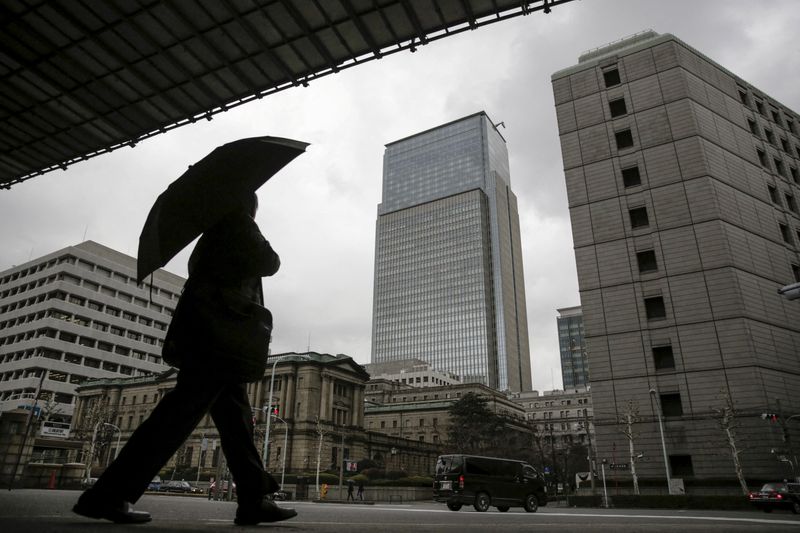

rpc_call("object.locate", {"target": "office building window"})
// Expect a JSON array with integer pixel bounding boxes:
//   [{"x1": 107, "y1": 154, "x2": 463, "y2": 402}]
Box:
[
  {"x1": 737, "y1": 88, "x2": 749, "y2": 106},
  {"x1": 603, "y1": 68, "x2": 621, "y2": 88},
  {"x1": 669, "y1": 455, "x2": 694, "y2": 476},
  {"x1": 787, "y1": 118, "x2": 796, "y2": 134},
  {"x1": 660, "y1": 393, "x2": 683, "y2": 417},
  {"x1": 644, "y1": 296, "x2": 666, "y2": 320},
  {"x1": 755, "y1": 99, "x2": 765, "y2": 115},
  {"x1": 765, "y1": 129, "x2": 775, "y2": 145},
  {"x1": 621, "y1": 166, "x2": 641, "y2": 187},
  {"x1": 636, "y1": 250, "x2": 658, "y2": 273},
  {"x1": 768, "y1": 185, "x2": 780, "y2": 205},
  {"x1": 609, "y1": 98, "x2": 627, "y2": 117},
  {"x1": 779, "y1": 223, "x2": 792, "y2": 244},
  {"x1": 629, "y1": 207, "x2": 649, "y2": 228},
  {"x1": 781, "y1": 138, "x2": 790, "y2": 152},
  {"x1": 615, "y1": 129, "x2": 634, "y2": 149},
  {"x1": 775, "y1": 159, "x2": 786, "y2": 177},
  {"x1": 792, "y1": 264, "x2": 800, "y2": 283},
  {"x1": 771, "y1": 109, "x2": 780, "y2": 124},
  {"x1": 757, "y1": 149, "x2": 769, "y2": 168},
  {"x1": 747, "y1": 119, "x2": 759, "y2": 136},
  {"x1": 653, "y1": 345, "x2": 675, "y2": 370},
  {"x1": 786, "y1": 194, "x2": 798, "y2": 214}
]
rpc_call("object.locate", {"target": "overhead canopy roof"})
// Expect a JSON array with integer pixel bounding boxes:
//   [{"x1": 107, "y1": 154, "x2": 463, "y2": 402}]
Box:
[{"x1": 0, "y1": 0, "x2": 573, "y2": 189}]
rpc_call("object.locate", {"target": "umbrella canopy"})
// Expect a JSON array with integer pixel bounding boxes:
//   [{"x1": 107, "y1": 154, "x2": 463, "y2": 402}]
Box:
[{"x1": 136, "y1": 136, "x2": 308, "y2": 283}]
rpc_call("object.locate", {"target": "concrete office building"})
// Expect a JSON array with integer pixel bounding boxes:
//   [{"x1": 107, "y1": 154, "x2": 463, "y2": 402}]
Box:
[
  {"x1": 363, "y1": 358, "x2": 462, "y2": 388},
  {"x1": 371, "y1": 112, "x2": 532, "y2": 392},
  {"x1": 553, "y1": 31, "x2": 800, "y2": 486},
  {"x1": 0, "y1": 241, "x2": 181, "y2": 426},
  {"x1": 557, "y1": 306, "x2": 589, "y2": 388}
]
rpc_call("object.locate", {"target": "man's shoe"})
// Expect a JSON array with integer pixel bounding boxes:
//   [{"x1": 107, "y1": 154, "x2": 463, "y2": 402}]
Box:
[
  {"x1": 73, "y1": 492, "x2": 151, "y2": 524},
  {"x1": 234, "y1": 497, "x2": 297, "y2": 526}
]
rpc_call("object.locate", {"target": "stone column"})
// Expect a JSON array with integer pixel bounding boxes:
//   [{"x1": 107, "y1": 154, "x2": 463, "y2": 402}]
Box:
[
  {"x1": 285, "y1": 374, "x2": 296, "y2": 419},
  {"x1": 319, "y1": 375, "x2": 329, "y2": 423}
]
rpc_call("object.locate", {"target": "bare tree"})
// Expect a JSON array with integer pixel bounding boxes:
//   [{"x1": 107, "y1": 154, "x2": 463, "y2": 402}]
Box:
[
  {"x1": 617, "y1": 400, "x2": 641, "y2": 495},
  {"x1": 72, "y1": 396, "x2": 117, "y2": 471},
  {"x1": 712, "y1": 388, "x2": 749, "y2": 496}
]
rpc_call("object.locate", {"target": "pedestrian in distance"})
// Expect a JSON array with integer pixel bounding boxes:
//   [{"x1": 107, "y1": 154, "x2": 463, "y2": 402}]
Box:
[
  {"x1": 347, "y1": 480, "x2": 355, "y2": 501},
  {"x1": 357, "y1": 480, "x2": 364, "y2": 501},
  {"x1": 73, "y1": 194, "x2": 296, "y2": 525}
]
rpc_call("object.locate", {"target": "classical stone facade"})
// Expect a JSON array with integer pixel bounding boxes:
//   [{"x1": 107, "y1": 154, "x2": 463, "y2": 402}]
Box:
[
  {"x1": 363, "y1": 358, "x2": 462, "y2": 388},
  {"x1": 553, "y1": 31, "x2": 800, "y2": 485},
  {"x1": 364, "y1": 381, "x2": 527, "y2": 444},
  {"x1": 72, "y1": 352, "x2": 441, "y2": 479},
  {"x1": 510, "y1": 387, "x2": 594, "y2": 450}
]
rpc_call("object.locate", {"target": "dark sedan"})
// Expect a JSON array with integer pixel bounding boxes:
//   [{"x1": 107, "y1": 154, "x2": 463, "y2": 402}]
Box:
[{"x1": 748, "y1": 482, "x2": 800, "y2": 513}]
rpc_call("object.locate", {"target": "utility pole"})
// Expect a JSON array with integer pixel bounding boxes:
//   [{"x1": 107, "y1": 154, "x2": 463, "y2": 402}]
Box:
[{"x1": 8, "y1": 372, "x2": 45, "y2": 490}]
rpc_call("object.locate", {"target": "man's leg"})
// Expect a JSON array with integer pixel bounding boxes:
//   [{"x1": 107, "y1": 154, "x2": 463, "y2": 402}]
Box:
[
  {"x1": 76, "y1": 371, "x2": 222, "y2": 520},
  {"x1": 209, "y1": 383, "x2": 296, "y2": 525}
]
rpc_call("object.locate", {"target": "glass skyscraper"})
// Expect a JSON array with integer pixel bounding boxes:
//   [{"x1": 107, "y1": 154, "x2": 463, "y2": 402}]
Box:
[
  {"x1": 371, "y1": 112, "x2": 531, "y2": 392},
  {"x1": 557, "y1": 306, "x2": 588, "y2": 388}
]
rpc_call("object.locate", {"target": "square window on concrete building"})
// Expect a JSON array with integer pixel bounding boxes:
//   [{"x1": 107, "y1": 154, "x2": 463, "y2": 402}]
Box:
[
  {"x1": 775, "y1": 158, "x2": 786, "y2": 177},
  {"x1": 644, "y1": 296, "x2": 666, "y2": 320},
  {"x1": 792, "y1": 264, "x2": 800, "y2": 283},
  {"x1": 779, "y1": 223, "x2": 793, "y2": 244},
  {"x1": 768, "y1": 185, "x2": 780, "y2": 205},
  {"x1": 771, "y1": 109, "x2": 780, "y2": 124},
  {"x1": 622, "y1": 166, "x2": 641, "y2": 187},
  {"x1": 786, "y1": 194, "x2": 798, "y2": 214},
  {"x1": 755, "y1": 99, "x2": 766, "y2": 115},
  {"x1": 609, "y1": 98, "x2": 627, "y2": 117},
  {"x1": 660, "y1": 393, "x2": 683, "y2": 416},
  {"x1": 757, "y1": 149, "x2": 769, "y2": 168},
  {"x1": 738, "y1": 88, "x2": 749, "y2": 106},
  {"x1": 653, "y1": 345, "x2": 675, "y2": 370},
  {"x1": 787, "y1": 118, "x2": 796, "y2": 134},
  {"x1": 747, "y1": 119, "x2": 759, "y2": 136},
  {"x1": 637, "y1": 250, "x2": 658, "y2": 273},
  {"x1": 629, "y1": 207, "x2": 649, "y2": 228},
  {"x1": 669, "y1": 455, "x2": 694, "y2": 476},
  {"x1": 781, "y1": 138, "x2": 790, "y2": 152},
  {"x1": 765, "y1": 129, "x2": 776, "y2": 144},
  {"x1": 615, "y1": 129, "x2": 634, "y2": 149},
  {"x1": 603, "y1": 68, "x2": 621, "y2": 88}
]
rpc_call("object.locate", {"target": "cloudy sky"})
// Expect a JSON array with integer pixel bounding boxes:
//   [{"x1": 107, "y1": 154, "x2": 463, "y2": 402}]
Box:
[{"x1": 1, "y1": 0, "x2": 799, "y2": 392}]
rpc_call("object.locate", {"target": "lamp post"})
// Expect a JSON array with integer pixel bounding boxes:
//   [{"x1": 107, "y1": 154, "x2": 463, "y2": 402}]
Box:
[
  {"x1": 649, "y1": 388, "x2": 672, "y2": 495},
  {"x1": 270, "y1": 414, "x2": 289, "y2": 488},
  {"x1": 263, "y1": 354, "x2": 311, "y2": 468}
]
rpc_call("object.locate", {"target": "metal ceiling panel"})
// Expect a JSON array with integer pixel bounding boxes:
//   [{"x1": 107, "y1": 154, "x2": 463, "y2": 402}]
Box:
[{"x1": 0, "y1": 0, "x2": 574, "y2": 188}]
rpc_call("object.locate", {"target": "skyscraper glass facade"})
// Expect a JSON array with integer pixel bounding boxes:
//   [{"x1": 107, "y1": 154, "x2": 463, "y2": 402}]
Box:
[
  {"x1": 372, "y1": 112, "x2": 531, "y2": 391},
  {"x1": 557, "y1": 306, "x2": 588, "y2": 388}
]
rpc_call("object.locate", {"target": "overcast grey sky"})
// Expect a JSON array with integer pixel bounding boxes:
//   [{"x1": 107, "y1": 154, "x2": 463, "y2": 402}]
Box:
[{"x1": 1, "y1": 0, "x2": 799, "y2": 392}]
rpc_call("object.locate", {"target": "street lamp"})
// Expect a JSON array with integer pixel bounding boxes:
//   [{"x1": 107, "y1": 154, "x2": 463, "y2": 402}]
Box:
[
  {"x1": 649, "y1": 388, "x2": 672, "y2": 495},
  {"x1": 263, "y1": 353, "x2": 311, "y2": 467},
  {"x1": 270, "y1": 413, "x2": 290, "y2": 489}
]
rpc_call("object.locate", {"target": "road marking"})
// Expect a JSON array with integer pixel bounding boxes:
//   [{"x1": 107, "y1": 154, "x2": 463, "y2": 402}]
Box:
[{"x1": 318, "y1": 506, "x2": 800, "y2": 527}]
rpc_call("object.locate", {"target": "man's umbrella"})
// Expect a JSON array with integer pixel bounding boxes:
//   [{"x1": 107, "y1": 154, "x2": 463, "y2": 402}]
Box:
[{"x1": 136, "y1": 136, "x2": 308, "y2": 283}]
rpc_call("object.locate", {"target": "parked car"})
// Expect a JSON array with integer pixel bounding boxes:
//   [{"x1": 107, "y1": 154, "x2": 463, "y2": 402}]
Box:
[
  {"x1": 433, "y1": 454, "x2": 547, "y2": 512},
  {"x1": 159, "y1": 480, "x2": 194, "y2": 493},
  {"x1": 749, "y1": 482, "x2": 800, "y2": 513},
  {"x1": 81, "y1": 477, "x2": 97, "y2": 489},
  {"x1": 147, "y1": 476, "x2": 161, "y2": 491}
]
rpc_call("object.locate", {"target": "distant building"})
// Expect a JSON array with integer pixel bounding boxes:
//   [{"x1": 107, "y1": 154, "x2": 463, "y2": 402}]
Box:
[
  {"x1": 553, "y1": 30, "x2": 800, "y2": 485},
  {"x1": 72, "y1": 352, "x2": 440, "y2": 477},
  {"x1": 371, "y1": 112, "x2": 532, "y2": 392},
  {"x1": 509, "y1": 387, "x2": 594, "y2": 450},
  {"x1": 0, "y1": 241, "x2": 181, "y2": 427},
  {"x1": 557, "y1": 306, "x2": 589, "y2": 388},
  {"x1": 364, "y1": 381, "x2": 528, "y2": 445},
  {"x1": 363, "y1": 358, "x2": 462, "y2": 388}
]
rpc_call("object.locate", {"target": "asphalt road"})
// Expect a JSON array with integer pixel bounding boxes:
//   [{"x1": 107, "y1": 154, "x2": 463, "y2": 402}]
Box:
[{"x1": 1, "y1": 490, "x2": 799, "y2": 532}]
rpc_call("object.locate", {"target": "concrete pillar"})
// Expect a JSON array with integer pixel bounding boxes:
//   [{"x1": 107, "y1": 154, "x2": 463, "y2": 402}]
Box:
[{"x1": 285, "y1": 374, "x2": 296, "y2": 419}]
